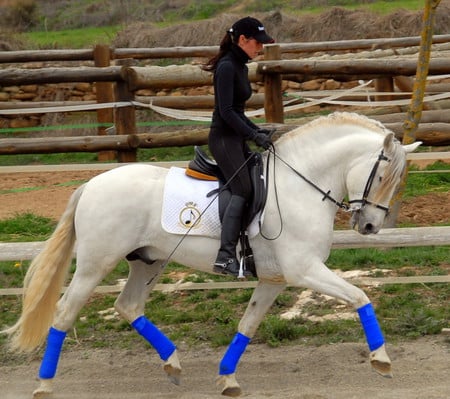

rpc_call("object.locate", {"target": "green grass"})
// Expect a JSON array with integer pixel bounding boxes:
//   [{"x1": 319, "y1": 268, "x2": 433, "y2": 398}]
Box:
[
  {"x1": 22, "y1": 26, "x2": 121, "y2": 49},
  {"x1": 292, "y1": 0, "x2": 423, "y2": 14},
  {"x1": 15, "y1": 1, "x2": 425, "y2": 49},
  {"x1": 404, "y1": 162, "x2": 450, "y2": 197}
]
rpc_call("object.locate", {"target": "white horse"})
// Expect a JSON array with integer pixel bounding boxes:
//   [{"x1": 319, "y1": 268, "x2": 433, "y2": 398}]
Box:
[{"x1": 4, "y1": 112, "x2": 420, "y2": 397}]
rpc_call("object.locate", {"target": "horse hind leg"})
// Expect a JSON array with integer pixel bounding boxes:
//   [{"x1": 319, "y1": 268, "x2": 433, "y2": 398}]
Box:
[
  {"x1": 114, "y1": 257, "x2": 181, "y2": 386},
  {"x1": 286, "y1": 260, "x2": 392, "y2": 378},
  {"x1": 33, "y1": 256, "x2": 119, "y2": 398}
]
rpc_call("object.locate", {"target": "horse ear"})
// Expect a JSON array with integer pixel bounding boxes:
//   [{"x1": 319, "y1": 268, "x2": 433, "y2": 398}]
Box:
[
  {"x1": 383, "y1": 132, "x2": 396, "y2": 155},
  {"x1": 403, "y1": 141, "x2": 422, "y2": 153}
]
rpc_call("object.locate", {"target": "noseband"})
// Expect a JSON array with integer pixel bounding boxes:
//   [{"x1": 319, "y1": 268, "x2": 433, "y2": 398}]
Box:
[{"x1": 348, "y1": 150, "x2": 390, "y2": 213}]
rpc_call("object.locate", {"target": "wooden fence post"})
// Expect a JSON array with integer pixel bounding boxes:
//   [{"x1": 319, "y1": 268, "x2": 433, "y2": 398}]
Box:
[
  {"x1": 115, "y1": 58, "x2": 138, "y2": 162},
  {"x1": 263, "y1": 44, "x2": 284, "y2": 123},
  {"x1": 374, "y1": 77, "x2": 394, "y2": 101},
  {"x1": 94, "y1": 44, "x2": 116, "y2": 161},
  {"x1": 384, "y1": 0, "x2": 441, "y2": 227}
]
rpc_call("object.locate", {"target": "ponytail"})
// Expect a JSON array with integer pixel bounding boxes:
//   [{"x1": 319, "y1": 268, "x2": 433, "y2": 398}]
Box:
[{"x1": 201, "y1": 30, "x2": 236, "y2": 72}]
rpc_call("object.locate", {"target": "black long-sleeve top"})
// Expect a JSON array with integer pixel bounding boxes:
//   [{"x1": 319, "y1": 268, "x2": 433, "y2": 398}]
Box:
[{"x1": 210, "y1": 44, "x2": 258, "y2": 140}]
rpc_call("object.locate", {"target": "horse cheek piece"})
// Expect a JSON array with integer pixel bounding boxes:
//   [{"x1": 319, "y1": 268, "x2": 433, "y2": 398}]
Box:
[{"x1": 131, "y1": 315, "x2": 176, "y2": 361}]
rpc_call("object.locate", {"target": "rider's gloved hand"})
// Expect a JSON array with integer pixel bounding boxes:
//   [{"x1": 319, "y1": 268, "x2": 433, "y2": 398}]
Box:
[
  {"x1": 253, "y1": 132, "x2": 272, "y2": 150},
  {"x1": 257, "y1": 128, "x2": 272, "y2": 136}
]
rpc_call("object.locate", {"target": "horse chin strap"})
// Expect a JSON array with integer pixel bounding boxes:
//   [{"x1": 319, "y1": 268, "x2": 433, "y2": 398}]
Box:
[{"x1": 348, "y1": 150, "x2": 391, "y2": 214}]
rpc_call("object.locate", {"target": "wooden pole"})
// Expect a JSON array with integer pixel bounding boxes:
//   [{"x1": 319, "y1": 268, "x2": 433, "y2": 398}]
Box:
[
  {"x1": 263, "y1": 44, "x2": 284, "y2": 123},
  {"x1": 374, "y1": 77, "x2": 394, "y2": 102},
  {"x1": 114, "y1": 59, "x2": 138, "y2": 162},
  {"x1": 94, "y1": 44, "x2": 116, "y2": 161},
  {"x1": 385, "y1": 0, "x2": 442, "y2": 227}
]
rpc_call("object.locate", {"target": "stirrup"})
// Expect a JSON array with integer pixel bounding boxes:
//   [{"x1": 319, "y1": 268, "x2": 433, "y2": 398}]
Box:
[{"x1": 213, "y1": 258, "x2": 251, "y2": 279}]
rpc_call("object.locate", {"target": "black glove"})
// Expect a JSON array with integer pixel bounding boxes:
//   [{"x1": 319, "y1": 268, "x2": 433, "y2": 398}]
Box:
[
  {"x1": 253, "y1": 132, "x2": 272, "y2": 150},
  {"x1": 257, "y1": 129, "x2": 275, "y2": 137}
]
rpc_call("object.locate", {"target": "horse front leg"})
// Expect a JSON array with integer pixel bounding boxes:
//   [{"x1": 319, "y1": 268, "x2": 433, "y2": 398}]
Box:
[
  {"x1": 286, "y1": 259, "x2": 392, "y2": 378},
  {"x1": 114, "y1": 258, "x2": 181, "y2": 386},
  {"x1": 217, "y1": 281, "x2": 286, "y2": 397}
]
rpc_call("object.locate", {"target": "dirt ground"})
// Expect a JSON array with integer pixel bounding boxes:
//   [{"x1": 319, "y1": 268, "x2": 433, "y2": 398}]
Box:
[
  {"x1": 0, "y1": 169, "x2": 449, "y2": 398},
  {"x1": 1, "y1": 337, "x2": 449, "y2": 399},
  {"x1": 0, "y1": 169, "x2": 449, "y2": 226}
]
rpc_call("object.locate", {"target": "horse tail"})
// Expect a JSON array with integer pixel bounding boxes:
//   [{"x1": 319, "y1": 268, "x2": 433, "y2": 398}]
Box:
[{"x1": 3, "y1": 184, "x2": 86, "y2": 352}]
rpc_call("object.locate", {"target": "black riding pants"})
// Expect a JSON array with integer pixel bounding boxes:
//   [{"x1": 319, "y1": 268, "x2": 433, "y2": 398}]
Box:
[{"x1": 208, "y1": 131, "x2": 252, "y2": 202}]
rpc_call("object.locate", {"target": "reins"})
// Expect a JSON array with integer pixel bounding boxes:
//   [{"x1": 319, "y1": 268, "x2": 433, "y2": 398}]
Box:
[{"x1": 270, "y1": 148, "x2": 350, "y2": 211}]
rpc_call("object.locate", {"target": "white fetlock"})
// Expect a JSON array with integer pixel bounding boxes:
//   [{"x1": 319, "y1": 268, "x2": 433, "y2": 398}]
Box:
[
  {"x1": 217, "y1": 373, "x2": 242, "y2": 397},
  {"x1": 163, "y1": 350, "x2": 182, "y2": 385},
  {"x1": 33, "y1": 379, "x2": 53, "y2": 398},
  {"x1": 370, "y1": 344, "x2": 392, "y2": 378}
]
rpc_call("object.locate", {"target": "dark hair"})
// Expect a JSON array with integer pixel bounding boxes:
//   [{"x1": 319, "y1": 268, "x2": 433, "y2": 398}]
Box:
[{"x1": 201, "y1": 30, "x2": 237, "y2": 72}]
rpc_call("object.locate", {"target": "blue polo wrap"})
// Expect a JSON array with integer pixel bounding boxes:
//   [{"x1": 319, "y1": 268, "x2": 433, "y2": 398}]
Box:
[
  {"x1": 357, "y1": 303, "x2": 385, "y2": 351},
  {"x1": 39, "y1": 327, "x2": 67, "y2": 379},
  {"x1": 219, "y1": 332, "x2": 251, "y2": 375},
  {"x1": 131, "y1": 315, "x2": 176, "y2": 361}
]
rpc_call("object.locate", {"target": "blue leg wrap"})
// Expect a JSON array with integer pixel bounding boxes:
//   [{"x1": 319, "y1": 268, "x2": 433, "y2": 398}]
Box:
[
  {"x1": 357, "y1": 303, "x2": 385, "y2": 351},
  {"x1": 219, "y1": 332, "x2": 251, "y2": 375},
  {"x1": 38, "y1": 327, "x2": 67, "y2": 379},
  {"x1": 131, "y1": 315, "x2": 176, "y2": 361}
]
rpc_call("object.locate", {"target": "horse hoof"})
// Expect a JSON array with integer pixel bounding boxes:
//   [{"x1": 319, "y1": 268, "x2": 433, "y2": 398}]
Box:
[
  {"x1": 163, "y1": 351, "x2": 182, "y2": 385},
  {"x1": 370, "y1": 344, "x2": 393, "y2": 378},
  {"x1": 371, "y1": 359, "x2": 393, "y2": 378},
  {"x1": 33, "y1": 379, "x2": 53, "y2": 398},
  {"x1": 217, "y1": 374, "x2": 242, "y2": 397}
]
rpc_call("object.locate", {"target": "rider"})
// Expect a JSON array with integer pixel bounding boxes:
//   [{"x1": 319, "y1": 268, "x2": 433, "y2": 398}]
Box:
[{"x1": 201, "y1": 17, "x2": 274, "y2": 277}]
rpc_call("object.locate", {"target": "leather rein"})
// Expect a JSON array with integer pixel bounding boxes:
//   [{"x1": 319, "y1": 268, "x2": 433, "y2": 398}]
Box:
[{"x1": 270, "y1": 148, "x2": 391, "y2": 214}]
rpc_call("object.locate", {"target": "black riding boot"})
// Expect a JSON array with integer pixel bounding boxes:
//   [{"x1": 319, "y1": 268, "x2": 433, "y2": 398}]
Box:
[{"x1": 213, "y1": 195, "x2": 251, "y2": 278}]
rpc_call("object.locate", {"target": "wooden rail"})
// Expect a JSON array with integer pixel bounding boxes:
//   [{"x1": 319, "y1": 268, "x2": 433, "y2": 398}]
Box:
[
  {"x1": 1, "y1": 275, "x2": 449, "y2": 297},
  {"x1": 1, "y1": 226, "x2": 449, "y2": 262},
  {"x1": 1, "y1": 34, "x2": 450, "y2": 63}
]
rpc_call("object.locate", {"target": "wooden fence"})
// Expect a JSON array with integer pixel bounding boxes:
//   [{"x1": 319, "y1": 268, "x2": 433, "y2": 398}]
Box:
[
  {"x1": 1, "y1": 35, "x2": 450, "y2": 160},
  {"x1": 1, "y1": 225, "x2": 449, "y2": 296}
]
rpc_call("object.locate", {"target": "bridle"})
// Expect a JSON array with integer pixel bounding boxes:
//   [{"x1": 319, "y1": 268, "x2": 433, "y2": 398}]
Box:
[
  {"x1": 347, "y1": 150, "x2": 391, "y2": 213},
  {"x1": 270, "y1": 147, "x2": 391, "y2": 215}
]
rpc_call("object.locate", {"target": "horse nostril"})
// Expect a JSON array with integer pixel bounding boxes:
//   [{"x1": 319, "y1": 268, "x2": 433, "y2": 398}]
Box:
[{"x1": 365, "y1": 223, "x2": 374, "y2": 233}]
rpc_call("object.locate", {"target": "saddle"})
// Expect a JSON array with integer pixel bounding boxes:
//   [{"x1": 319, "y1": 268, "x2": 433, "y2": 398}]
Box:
[{"x1": 186, "y1": 146, "x2": 268, "y2": 277}]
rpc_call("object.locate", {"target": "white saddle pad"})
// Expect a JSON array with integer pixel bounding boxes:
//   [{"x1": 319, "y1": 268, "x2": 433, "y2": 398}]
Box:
[{"x1": 161, "y1": 167, "x2": 260, "y2": 238}]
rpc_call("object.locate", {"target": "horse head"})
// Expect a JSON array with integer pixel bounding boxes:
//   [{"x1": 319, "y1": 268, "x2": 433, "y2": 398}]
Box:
[{"x1": 348, "y1": 132, "x2": 421, "y2": 234}]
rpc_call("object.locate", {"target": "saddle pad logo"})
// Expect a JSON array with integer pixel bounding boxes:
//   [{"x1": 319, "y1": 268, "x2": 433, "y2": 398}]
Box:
[{"x1": 179, "y1": 202, "x2": 202, "y2": 229}]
